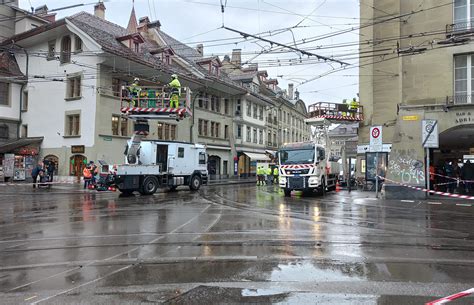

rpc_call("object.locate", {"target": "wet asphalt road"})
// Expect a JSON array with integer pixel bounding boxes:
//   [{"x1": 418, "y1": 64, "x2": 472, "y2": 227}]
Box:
[{"x1": 0, "y1": 183, "x2": 474, "y2": 304}]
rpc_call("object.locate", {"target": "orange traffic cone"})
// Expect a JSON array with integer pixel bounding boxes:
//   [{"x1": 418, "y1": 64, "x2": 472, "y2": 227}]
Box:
[{"x1": 336, "y1": 181, "x2": 341, "y2": 192}]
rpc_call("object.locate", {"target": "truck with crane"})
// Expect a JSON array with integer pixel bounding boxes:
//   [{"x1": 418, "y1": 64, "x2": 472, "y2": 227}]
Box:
[{"x1": 112, "y1": 82, "x2": 208, "y2": 195}]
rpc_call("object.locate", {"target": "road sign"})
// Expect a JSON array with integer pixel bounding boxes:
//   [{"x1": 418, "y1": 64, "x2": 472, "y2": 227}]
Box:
[
  {"x1": 369, "y1": 126, "x2": 383, "y2": 152},
  {"x1": 422, "y1": 119, "x2": 439, "y2": 148}
]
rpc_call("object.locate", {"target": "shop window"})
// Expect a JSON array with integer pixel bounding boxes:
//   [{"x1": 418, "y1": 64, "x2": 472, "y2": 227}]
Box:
[
  {"x1": 60, "y1": 36, "x2": 71, "y2": 64},
  {"x1": 0, "y1": 82, "x2": 9, "y2": 105}
]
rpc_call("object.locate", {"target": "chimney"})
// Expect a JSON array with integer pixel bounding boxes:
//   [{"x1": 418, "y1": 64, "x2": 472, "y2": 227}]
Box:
[
  {"x1": 295, "y1": 89, "x2": 300, "y2": 100},
  {"x1": 196, "y1": 44, "x2": 203, "y2": 56},
  {"x1": 288, "y1": 83, "x2": 294, "y2": 100},
  {"x1": 34, "y1": 5, "x2": 56, "y2": 22},
  {"x1": 138, "y1": 16, "x2": 150, "y2": 32},
  {"x1": 231, "y1": 49, "x2": 241, "y2": 66},
  {"x1": 94, "y1": 1, "x2": 106, "y2": 20}
]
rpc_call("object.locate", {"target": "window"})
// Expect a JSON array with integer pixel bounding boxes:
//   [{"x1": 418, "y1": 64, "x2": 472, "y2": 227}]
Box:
[
  {"x1": 198, "y1": 93, "x2": 203, "y2": 108},
  {"x1": 60, "y1": 36, "x2": 71, "y2": 64},
  {"x1": 211, "y1": 122, "x2": 215, "y2": 137},
  {"x1": 211, "y1": 64, "x2": 219, "y2": 76},
  {"x1": 157, "y1": 122, "x2": 177, "y2": 140},
  {"x1": 246, "y1": 101, "x2": 251, "y2": 116},
  {"x1": 454, "y1": 0, "x2": 474, "y2": 31},
  {"x1": 178, "y1": 147, "x2": 185, "y2": 158},
  {"x1": 121, "y1": 118, "x2": 128, "y2": 136},
  {"x1": 112, "y1": 78, "x2": 124, "y2": 97},
  {"x1": 66, "y1": 114, "x2": 80, "y2": 136},
  {"x1": 210, "y1": 96, "x2": 220, "y2": 112},
  {"x1": 253, "y1": 104, "x2": 257, "y2": 119},
  {"x1": 22, "y1": 90, "x2": 28, "y2": 111},
  {"x1": 224, "y1": 125, "x2": 229, "y2": 139},
  {"x1": 0, "y1": 82, "x2": 9, "y2": 105},
  {"x1": 253, "y1": 128, "x2": 257, "y2": 143},
  {"x1": 198, "y1": 119, "x2": 208, "y2": 136},
  {"x1": 0, "y1": 125, "x2": 8, "y2": 139},
  {"x1": 199, "y1": 152, "x2": 206, "y2": 164},
  {"x1": 454, "y1": 54, "x2": 474, "y2": 103},
  {"x1": 134, "y1": 42, "x2": 140, "y2": 53},
  {"x1": 75, "y1": 36, "x2": 82, "y2": 52},
  {"x1": 215, "y1": 122, "x2": 220, "y2": 138},
  {"x1": 273, "y1": 133, "x2": 277, "y2": 147},
  {"x1": 203, "y1": 93, "x2": 209, "y2": 109},
  {"x1": 246, "y1": 126, "x2": 251, "y2": 142},
  {"x1": 236, "y1": 99, "x2": 241, "y2": 115},
  {"x1": 21, "y1": 125, "x2": 28, "y2": 138},
  {"x1": 67, "y1": 76, "x2": 81, "y2": 99},
  {"x1": 112, "y1": 115, "x2": 120, "y2": 135},
  {"x1": 279, "y1": 109, "x2": 282, "y2": 121},
  {"x1": 259, "y1": 106, "x2": 263, "y2": 120},
  {"x1": 47, "y1": 40, "x2": 56, "y2": 60},
  {"x1": 224, "y1": 99, "x2": 230, "y2": 115},
  {"x1": 237, "y1": 124, "x2": 242, "y2": 139}
]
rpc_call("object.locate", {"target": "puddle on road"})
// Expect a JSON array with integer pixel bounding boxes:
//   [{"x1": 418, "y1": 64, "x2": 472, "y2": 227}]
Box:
[{"x1": 269, "y1": 261, "x2": 365, "y2": 282}]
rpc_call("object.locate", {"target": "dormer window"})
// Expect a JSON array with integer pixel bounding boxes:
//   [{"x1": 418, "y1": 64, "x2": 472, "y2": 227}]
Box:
[
  {"x1": 165, "y1": 53, "x2": 171, "y2": 65},
  {"x1": 60, "y1": 36, "x2": 71, "y2": 64},
  {"x1": 134, "y1": 42, "x2": 139, "y2": 53},
  {"x1": 211, "y1": 64, "x2": 219, "y2": 76}
]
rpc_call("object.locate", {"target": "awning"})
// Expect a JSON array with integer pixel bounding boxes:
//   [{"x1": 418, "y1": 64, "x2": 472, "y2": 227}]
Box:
[
  {"x1": 244, "y1": 152, "x2": 270, "y2": 161},
  {"x1": 206, "y1": 145, "x2": 232, "y2": 151},
  {"x1": 0, "y1": 137, "x2": 43, "y2": 154}
]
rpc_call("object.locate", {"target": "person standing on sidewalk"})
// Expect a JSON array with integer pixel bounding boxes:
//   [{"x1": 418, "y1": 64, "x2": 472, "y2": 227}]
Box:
[
  {"x1": 45, "y1": 160, "x2": 56, "y2": 183},
  {"x1": 31, "y1": 161, "x2": 44, "y2": 188},
  {"x1": 83, "y1": 165, "x2": 92, "y2": 189},
  {"x1": 266, "y1": 167, "x2": 273, "y2": 185},
  {"x1": 273, "y1": 166, "x2": 279, "y2": 184}
]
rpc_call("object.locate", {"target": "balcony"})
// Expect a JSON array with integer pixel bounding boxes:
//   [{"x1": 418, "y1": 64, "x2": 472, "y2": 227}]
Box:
[
  {"x1": 447, "y1": 95, "x2": 474, "y2": 105},
  {"x1": 446, "y1": 22, "x2": 474, "y2": 37}
]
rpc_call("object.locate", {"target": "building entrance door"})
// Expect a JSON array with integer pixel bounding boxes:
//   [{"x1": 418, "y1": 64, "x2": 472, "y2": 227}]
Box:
[{"x1": 70, "y1": 155, "x2": 87, "y2": 177}]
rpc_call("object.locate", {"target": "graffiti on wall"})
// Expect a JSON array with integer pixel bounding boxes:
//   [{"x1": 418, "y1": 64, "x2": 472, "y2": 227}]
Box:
[{"x1": 388, "y1": 149, "x2": 425, "y2": 184}]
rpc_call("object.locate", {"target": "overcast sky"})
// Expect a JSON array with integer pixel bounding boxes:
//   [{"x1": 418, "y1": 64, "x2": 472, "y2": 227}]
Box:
[{"x1": 19, "y1": 0, "x2": 362, "y2": 106}]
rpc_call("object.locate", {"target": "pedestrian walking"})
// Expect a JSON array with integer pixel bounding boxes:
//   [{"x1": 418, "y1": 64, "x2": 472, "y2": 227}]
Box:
[
  {"x1": 45, "y1": 159, "x2": 55, "y2": 183},
  {"x1": 31, "y1": 161, "x2": 44, "y2": 188},
  {"x1": 443, "y1": 160, "x2": 455, "y2": 193}
]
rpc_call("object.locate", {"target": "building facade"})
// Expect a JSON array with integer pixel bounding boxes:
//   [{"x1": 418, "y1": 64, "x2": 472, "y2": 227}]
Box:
[{"x1": 359, "y1": 1, "x2": 474, "y2": 197}]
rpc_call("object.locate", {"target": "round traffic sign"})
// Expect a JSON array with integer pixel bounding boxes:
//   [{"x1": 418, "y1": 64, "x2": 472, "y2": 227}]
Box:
[{"x1": 372, "y1": 127, "x2": 380, "y2": 138}]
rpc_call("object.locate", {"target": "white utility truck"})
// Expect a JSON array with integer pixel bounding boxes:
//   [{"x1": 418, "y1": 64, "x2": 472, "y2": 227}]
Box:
[
  {"x1": 278, "y1": 142, "x2": 339, "y2": 196},
  {"x1": 115, "y1": 140, "x2": 208, "y2": 195},
  {"x1": 114, "y1": 82, "x2": 208, "y2": 195}
]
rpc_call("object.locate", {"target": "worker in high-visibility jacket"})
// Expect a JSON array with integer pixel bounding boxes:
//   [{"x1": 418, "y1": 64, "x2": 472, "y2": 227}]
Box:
[
  {"x1": 128, "y1": 78, "x2": 141, "y2": 107},
  {"x1": 266, "y1": 167, "x2": 273, "y2": 185},
  {"x1": 168, "y1": 74, "x2": 181, "y2": 108},
  {"x1": 256, "y1": 166, "x2": 263, "y2": 186},
  {"x1": 350, "y1": 97, "x2": 359, "y2": 118},
  {"x1": 273, "y1": 166, "x2": 279, "y2": 184}
]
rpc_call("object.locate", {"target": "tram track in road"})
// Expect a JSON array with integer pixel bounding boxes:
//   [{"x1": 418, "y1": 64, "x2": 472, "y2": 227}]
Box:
[
  {"x1": 6, "y1": 197, "x2": 225, "y2": 304},
  {"x1": 199, "y1": 187, "x2": 471, "y2": 240}
]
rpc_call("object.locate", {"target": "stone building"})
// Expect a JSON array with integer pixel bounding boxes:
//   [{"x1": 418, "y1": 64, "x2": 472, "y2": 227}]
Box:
[{"x1": 359, "y1": 1, "x2": 474, "y2": 198}]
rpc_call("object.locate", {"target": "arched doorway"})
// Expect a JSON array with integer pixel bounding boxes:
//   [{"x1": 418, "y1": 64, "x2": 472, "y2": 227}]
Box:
[
  {"x1": 208, "y1": 156, "x2": 221, "y2": 179},
  {"x1": 70, "y1": 155, "x2": 87, "y2": 177},
  {"x1": 44, "y1": 155, "x2": 59, "y2": 175}
]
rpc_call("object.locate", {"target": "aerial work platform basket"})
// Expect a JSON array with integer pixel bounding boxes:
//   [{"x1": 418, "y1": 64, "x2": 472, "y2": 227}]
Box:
[
  {"x1": 307, "y1": 102, "x2": 364, "y2": 124},
  {"x1": 120, "y1": 86, "x2": 192, "y2": 120}
]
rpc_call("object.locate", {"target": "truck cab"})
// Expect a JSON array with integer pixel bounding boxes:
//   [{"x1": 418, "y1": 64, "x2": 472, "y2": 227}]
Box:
[{"x1": 278, "y1": 142, "x2": 338, "y2": 196}]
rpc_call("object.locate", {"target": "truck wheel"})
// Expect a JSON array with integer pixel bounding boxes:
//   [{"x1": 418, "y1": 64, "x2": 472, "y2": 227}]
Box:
[
  {"x1": 318, "y1": 179, "x2": 326, "y2": 196},
  {"x1": 140, "y1": 176, "x2": 159, "y2": 195},
  {"x1": 189, "y1": 175, "x2": 202, "y2": 191},
  {"x1": 284, "y1": 189, "x2": 292, "y2": 197}
]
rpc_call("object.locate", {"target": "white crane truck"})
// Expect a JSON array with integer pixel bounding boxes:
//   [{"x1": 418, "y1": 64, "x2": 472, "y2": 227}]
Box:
[
  {"x1": 113, "y1": 84, "x2": 208, "y2": 195},
  {"x1": 278, "y1": 118, "x2": 339, "y2": 196}
]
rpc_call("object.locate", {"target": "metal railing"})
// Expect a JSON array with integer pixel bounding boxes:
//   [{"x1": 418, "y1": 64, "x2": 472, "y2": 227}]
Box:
[
  {"x1": 446, "y1": 22, "x2": 474, "y2": 36},
  {"x1": 447, "y1": 95, "x2": 473, "y2": 105},
  {"x1": 307, "y1": 102, "x2": 364, "y2": 121}
]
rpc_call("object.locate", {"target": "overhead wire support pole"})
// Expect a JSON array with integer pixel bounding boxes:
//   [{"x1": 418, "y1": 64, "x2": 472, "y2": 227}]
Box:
[{"x1": 223, "y1": 26, "x2": 351, "y2": 66}]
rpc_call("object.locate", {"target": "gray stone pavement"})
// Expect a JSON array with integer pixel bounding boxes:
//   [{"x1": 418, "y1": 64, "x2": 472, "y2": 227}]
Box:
[{"x1": 0, "y1": 184, "x2": 474, "y2": 304}]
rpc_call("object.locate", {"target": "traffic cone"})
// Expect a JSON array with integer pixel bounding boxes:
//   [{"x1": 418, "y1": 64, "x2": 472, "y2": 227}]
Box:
[{"x1": 336, "y1": 181, "x2": 341, "y2": 192}]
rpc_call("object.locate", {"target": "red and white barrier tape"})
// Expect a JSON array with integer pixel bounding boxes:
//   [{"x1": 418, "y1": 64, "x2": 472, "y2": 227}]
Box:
[
  {"x1": 379, "y1": 176, "x2": 474, "y2": 200},
  {"x1": 431, "y1": 172, "x2": 474, "y2": 183},
  {"x1": 426, "y1": 288, "x2": 474, "y2": 305}
]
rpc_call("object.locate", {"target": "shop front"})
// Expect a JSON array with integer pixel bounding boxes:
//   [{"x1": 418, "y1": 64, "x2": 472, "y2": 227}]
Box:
[
  {"x1": 0, "y1": 137, "x2": 43, "y2": 182},
  {"x1": 237, "y1": 150, "x2": 271, "y2": 177}
]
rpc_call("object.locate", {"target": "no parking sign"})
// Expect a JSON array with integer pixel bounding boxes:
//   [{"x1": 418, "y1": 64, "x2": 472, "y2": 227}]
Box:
[{"x1": 369, "y1": 126, "x2": 383, "y2": 152}]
